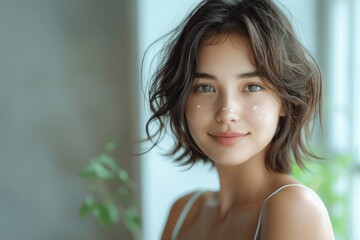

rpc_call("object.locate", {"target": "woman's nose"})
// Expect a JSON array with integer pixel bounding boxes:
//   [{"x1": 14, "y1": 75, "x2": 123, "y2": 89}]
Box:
[{"x1": 215, "y1": 106, "x2": 240, "y2": 124}]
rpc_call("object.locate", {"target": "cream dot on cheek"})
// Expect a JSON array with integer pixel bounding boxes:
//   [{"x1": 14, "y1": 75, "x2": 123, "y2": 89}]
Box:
[
  {"x1": 258, "y1": 111, "x2": 265, "y2": 120},
  {"x1": 252, "y1": 105, "x2": 258, "y2": 111},
  {"x1": 195, "y1": 104, "x2": 212, "y2": 110}
]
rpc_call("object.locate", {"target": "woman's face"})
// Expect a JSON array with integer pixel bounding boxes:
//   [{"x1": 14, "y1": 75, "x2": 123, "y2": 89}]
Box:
[{"x1": 185, "y1": 34, "x2": 285, "y2": 166}]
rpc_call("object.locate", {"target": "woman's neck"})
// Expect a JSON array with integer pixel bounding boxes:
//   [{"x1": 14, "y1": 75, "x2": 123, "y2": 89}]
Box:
[{"x1": 214, "y1": 155, "x2": 293, "y2": 218}]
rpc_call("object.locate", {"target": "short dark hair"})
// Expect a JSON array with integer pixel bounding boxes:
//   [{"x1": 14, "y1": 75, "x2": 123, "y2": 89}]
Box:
[{"x1": 145, "y1": 0, "x2": 322, "y2": 173}]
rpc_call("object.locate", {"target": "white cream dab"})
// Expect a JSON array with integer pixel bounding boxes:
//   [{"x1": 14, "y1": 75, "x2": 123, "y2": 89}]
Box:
[
  {"x1": 252, "y1": 105, "x2": 258, "y2": 111},
  {"x1": 196, "y1": 105, "x2": 201, "y2": 109},
  {"x1": 258, "y1": 111, "x2": 265, "y2": 120}
]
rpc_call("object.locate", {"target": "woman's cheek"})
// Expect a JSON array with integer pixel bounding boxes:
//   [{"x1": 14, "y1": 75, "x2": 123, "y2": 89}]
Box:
[
  {"x1": 248, "y1": 99, "x2": 280, "y2": 124},
  {"x1": 186, "y1": 103, "x2": 213, "y2": 122},
  {"x1": 186, "y1": 95, "x2": 213, "y2": 114},
  {"x1": 185, "y1": 96, "x2": 213, "y2": 125}
]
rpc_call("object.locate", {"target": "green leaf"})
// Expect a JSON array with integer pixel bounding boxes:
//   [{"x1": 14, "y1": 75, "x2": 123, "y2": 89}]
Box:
[
  {"x1": 93, "y1": 203, "x2": 119, "y2": 226},
  {"x1": 118, "y1": 169, "x2": 129, "y2": 182},
  {"x1": 91, "y1": 161, "x2": 114, "y2": 179},
  {"x1": 79, "y1": 162, "x2": 98, "y2": 178},
  {"x1": 79, "y1": 140, "x2": 142, "y2": 232},
  {"x1": 98, "y1": 154, "x2": 120, "y2": 172},
  {"x1": 79, "y1": 196, "x2": 95, "y2": 218},
  {"x1": 308, "y1": 175, "x2": 323, "y2": 191},
  {"x1": 123, "y1": 207, "x2": 141, "y2": 232},
  {"x1": 105, "y1": 140, "x2": 118, "y2": 152},
  {"x1": 80, "y1": 155, "x2": 118, "y2": 179}
]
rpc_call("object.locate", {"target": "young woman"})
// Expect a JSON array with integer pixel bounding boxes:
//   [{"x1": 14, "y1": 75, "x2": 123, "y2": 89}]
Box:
[{"x1": 145, "y1": 0, "x2": 335, "y2": 239}]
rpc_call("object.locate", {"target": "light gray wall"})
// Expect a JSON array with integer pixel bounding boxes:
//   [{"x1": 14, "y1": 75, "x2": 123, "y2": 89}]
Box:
[{"x1": 0, "y1": 0, "x2": 139, "y2": 239}]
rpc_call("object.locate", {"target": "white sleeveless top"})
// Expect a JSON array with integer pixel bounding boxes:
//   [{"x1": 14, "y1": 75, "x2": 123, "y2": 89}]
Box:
[{"x1": 170, "y1": 184, "x2": 312, "y2": 240}]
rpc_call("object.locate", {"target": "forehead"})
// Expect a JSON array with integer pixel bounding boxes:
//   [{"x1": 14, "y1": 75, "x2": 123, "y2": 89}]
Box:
[{"x1": 196, "y1": 34, "x2": 255, "y2": 72}]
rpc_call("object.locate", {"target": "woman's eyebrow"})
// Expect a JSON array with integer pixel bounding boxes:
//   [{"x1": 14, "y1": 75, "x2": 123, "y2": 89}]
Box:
[
  {"x1": 194, "y1": 71, "x2": 259, "y2": 80},
  {"x1": 238, "y1": 71, "x2": 259, "y2": 78},
  {"x1": 194, "y1": 72, "x2": 217, "y2": 80}
]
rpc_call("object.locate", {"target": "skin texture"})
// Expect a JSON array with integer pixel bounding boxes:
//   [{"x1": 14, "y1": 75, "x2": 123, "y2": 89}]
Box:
[
  {"x1": 185, "y1": 34, "x2": 285, "y2": 167},
  {"x1": 161, "y1": 35, "x2": 334, "y2": 240}
]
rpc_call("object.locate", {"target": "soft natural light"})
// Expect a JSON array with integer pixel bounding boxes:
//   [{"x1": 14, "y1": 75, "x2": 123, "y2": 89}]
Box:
[
  {"x1": 327, "y1": 0, "x2": 351, "y2": 152},
  {"x1": 351, "y1": 0, "x2": 360, "y2": 151},
  {"x1": 138, "y1": 1, "x2": 319, "y2": 240},
  {"x1": 350, "y1": 0, "x2": 360, "y2": 239},
  {"x1": 138, "y1": 0, "x2": 359, "y2": 239}
]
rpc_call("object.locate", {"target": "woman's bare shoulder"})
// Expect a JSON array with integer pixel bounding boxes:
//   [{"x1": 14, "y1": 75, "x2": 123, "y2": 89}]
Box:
[
  {"x1": 261, "y1": 185, "x2": 334, "y2": 240},
  {"x1": 161, "y1": 191, "x2": 201, "y2": 240}
]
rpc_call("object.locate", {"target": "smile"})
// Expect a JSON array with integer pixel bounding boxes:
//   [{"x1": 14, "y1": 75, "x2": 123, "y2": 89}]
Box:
[{"x1": 210, "y1": 131, "x2": 249, "y2": 146}]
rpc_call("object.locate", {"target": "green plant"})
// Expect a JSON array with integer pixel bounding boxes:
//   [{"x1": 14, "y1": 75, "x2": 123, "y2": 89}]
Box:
[
  {"x1": 292, "y1": 151, "x2": 353, "y2": 240},
  {"x1": 79, "y1": 141, "x2": 141, "y2": 240}
]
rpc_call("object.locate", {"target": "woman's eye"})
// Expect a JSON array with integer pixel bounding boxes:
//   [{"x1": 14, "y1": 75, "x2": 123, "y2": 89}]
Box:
[
  {"x1": 243, "y1": 84, "x2": 263, "y2": 92},
  {"x1": 194, "y1": 84, "x2": 215, "y2": 93}
]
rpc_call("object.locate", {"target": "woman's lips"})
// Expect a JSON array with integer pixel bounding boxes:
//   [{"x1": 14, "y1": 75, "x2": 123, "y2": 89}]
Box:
[{"x1": 210, "y1": 131, "x2": 249, "y2": 146}]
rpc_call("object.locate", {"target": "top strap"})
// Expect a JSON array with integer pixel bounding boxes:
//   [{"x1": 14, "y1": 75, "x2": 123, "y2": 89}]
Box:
[
  {"x1": 253, "y1": 184, "x2": 311, "y2": 240},
  {"x1": 171, "y1": 191, "x2": 204, "y2": 240}
]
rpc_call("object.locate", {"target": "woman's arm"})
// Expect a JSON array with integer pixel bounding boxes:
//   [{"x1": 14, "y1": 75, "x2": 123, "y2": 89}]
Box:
[{"x1": 260, "y1": 186, "x2": 334, "y2": 240}]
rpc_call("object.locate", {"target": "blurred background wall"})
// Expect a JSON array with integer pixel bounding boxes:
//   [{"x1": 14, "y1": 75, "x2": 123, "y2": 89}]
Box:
[
  {"x1": 0, "y1": 0, "x2": 138, "y2": 239},
  {"x1": 1, "y1": 0, "x2": 359, "y2": 240}
]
